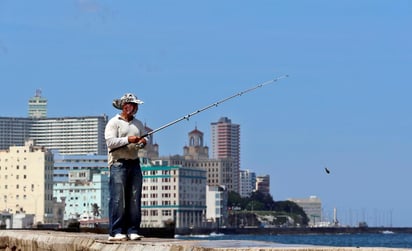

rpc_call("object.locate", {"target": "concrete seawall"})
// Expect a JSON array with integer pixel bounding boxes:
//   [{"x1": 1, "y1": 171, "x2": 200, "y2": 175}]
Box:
[{"x1": 0, "y1": 230, "x2": 410, "y2": 251}]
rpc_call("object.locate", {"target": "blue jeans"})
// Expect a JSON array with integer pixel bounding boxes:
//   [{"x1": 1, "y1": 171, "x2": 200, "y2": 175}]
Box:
[{"x1": 108, "y1": 159, "x2": 142, "y2": 236}]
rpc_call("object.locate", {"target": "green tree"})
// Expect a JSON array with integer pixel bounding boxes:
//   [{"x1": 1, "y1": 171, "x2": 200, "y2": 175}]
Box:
[
  {"x1": 250, "y1": 191, "x2": 275, "y2": 210},
  {"x1": 245, "y1": 200, "x2": 265, "y2": 211},
  {"x1": 272, "y1": 200, "x2": 309, "y2": 226},
  {"x1": 227, "y1": 191, "x2": 310, "y2": 227}
]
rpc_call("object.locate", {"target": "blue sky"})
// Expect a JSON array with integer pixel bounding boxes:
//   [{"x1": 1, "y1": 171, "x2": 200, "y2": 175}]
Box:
[{"x1": 1, "y1": 1, "x2": 411, "y2": 227}]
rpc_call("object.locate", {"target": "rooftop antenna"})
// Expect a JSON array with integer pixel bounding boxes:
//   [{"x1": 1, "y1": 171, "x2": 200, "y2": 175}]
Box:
[{"x1": 35, "y1": 89, "x2": 42, "y2": 97}]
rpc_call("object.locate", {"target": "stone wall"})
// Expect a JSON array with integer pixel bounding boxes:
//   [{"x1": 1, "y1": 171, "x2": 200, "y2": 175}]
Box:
[{"x1": 0, "y1": 230, "x2": 409, "y2": 251}]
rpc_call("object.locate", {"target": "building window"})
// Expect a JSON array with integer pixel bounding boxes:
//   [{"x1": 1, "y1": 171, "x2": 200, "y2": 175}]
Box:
[
  {"x1": 162, "y1": 210, "x2": 172, "y2": 216},
  {"x1": 150, "y1": 210, "x2": 158, "y2": 216}
]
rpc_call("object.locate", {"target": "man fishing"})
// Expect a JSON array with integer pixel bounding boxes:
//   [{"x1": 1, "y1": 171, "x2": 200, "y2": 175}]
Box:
[
  {"x1": 105, "y1": 93, "x2": 147, "y2": 241},
  {"x1": 103, "y1": 75, "x2": 287, "y2": 241}
]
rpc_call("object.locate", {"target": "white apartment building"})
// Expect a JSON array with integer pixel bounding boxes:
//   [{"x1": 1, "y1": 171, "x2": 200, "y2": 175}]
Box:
[
  {"x1": 141, "y1": 161, "x2": 207, "y2": 229},
  {"x1": 0, "y1": 140, "x2": 54, "y2": 224},
  {"x1": 239, "y1": 169, "x2": 256, "y2": 198},
  {"x1": 1, "y1": 91, "x2": 107, "y2": 155},
  {"x1": 0, "y1": 115, "x2": 108, "y2": 155},
  {"x1": 30, "y1": 116, "x2": 108, "y2": 155},
  {"x1": 205, "y1": 185, "x2": 228, "y2": 227}
]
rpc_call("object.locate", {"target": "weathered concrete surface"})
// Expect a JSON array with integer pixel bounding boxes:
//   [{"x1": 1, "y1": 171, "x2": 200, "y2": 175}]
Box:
[{"x1": 0, "y1": 230, "x2": 410, "y2": 251}]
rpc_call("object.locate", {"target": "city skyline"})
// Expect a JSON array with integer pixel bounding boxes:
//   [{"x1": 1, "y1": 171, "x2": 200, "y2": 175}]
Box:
[
  {"x1": 0, "y1": 99, "x2": 398, "y2": 227},
  {"x1": 1, "y1": 1, "x2": 411, "y2": 227}
]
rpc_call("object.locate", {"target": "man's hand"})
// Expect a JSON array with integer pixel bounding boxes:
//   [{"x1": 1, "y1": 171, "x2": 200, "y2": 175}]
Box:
[
  {"x1": 137, "y1": 138, "x2": 147, "y2": 148},
  {"x1": 128, "y1": 136, "x2": 147, "y2": 148},
  {"x1": 128, "y1": 136, "x2": 140, "y2": 143}
]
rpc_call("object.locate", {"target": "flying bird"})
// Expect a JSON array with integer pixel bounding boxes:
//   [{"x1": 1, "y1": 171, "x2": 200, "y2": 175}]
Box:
[{"x1": 325, "y1": 167, "x2": 330, "y2": 174}]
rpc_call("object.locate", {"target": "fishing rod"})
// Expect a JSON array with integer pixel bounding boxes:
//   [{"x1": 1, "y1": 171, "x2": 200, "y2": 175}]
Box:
[{"x1": 110, "y1": 75, "x2": 288, "y2": 152}]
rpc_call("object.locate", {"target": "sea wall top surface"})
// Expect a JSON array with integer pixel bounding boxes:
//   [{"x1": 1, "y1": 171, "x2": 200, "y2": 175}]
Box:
[{"x1": 0, "y1": 230, "x2": 411, "y2": 251}]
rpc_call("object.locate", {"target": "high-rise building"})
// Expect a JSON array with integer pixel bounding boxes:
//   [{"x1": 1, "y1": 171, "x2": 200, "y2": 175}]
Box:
[
  {"x1": 0, "y1": 140, "x2": 55, "y2": 224},
  {"x1": 0, "y1": 117, "x2": 32, "y2": 150},
  {"x1": 210, "y1": 117, "x2": 240, "y2": 161},
  {"x1": 0, "y1": 91, "x2": 108, "y2": 155},
  {"x1": 239, "y1": 169, "x2": 256, "y2": 198},
  {"x1": 0, "y1": 116, "x2": 108, "y2": 155},
  {"x1": 28, "y1": 89, "x2": 47, "y2": 118},
  {"x1": 210, "y1": 117, "x2": 240, "y2": 193}
]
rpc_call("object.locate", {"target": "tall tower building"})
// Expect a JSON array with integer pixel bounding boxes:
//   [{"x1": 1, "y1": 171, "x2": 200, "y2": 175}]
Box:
[
  {"x1": 28, "y1": 89, "x2": 47, "y2": 118},
  {"x1": 210, "y1": 117, "x2": 240, "y2": 161},
  {"x1": 210, "y1": 117, "x2": 240, "y2": 193}
]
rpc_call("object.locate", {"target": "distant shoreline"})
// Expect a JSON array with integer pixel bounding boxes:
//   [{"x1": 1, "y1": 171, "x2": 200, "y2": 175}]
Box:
[{"x1": 175, "y1": 226, "x2": 412, "y2": 236}]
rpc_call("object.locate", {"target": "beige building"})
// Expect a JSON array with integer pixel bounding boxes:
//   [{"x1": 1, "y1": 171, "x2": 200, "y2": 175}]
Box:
[
  {"x1": 255, "y1": 174, "x2": 270, "y2": 196},
  {"x1": 0, "y1": 140, "x2": 54, "y2": 224},
  {"x1": 289, "y1": 195, "x2": 322, "y2": 226},
  {"x1": 154, "y1": 127, "x2": 239, "y2": 193}
]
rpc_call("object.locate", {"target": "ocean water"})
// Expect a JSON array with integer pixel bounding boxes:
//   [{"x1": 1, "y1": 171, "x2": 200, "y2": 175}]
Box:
[{"x1": 175, "y1": 232, "x2": 412, "y2": 248}]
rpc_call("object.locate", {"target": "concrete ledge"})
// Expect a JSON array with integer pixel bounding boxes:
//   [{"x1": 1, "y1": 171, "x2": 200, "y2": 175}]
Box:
[{"x1": 0, "y1": 230, "x2": 410, "y2": 251}]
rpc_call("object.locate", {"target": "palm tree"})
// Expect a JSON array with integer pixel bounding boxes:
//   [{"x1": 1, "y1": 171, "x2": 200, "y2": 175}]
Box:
[{"x1": 92, "y1": 203, "x2": 100, "y2": 217}]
